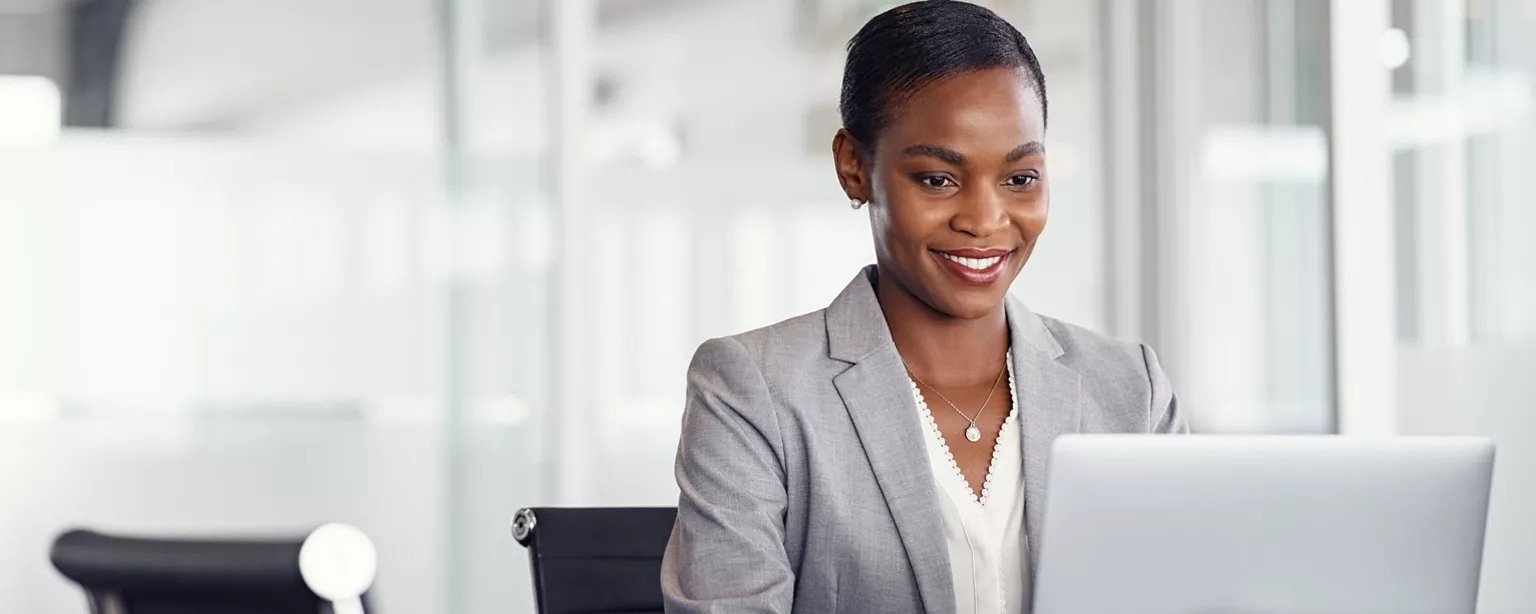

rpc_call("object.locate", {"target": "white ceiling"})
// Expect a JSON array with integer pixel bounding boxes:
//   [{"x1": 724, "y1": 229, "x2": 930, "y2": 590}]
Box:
[
  {"x1": 0, "y1": 0, "x2": 68, "y2": 13},
  {"x1": 106, "y1": 0, "x2": 1088, "y2": 161},
  {"x1": 112, "y1": 0, "x2": 716, "y2": 131},
  {"x1": 117, "y1": 0, "x2": 440, "y2": 130}
]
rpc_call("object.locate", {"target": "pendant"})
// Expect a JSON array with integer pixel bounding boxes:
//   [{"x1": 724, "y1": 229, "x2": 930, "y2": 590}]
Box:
[{"x1": 965, "y1": 424, "x2": 982, "y2": 442}]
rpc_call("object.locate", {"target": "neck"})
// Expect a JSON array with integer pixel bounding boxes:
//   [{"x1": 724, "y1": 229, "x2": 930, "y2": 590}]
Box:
[{"x1": 875, "y1": 265, "x2": 1010, "y2": 388}]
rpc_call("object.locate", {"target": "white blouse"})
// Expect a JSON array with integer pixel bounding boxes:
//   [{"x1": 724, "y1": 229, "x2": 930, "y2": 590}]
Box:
[{"x1": 908, "y1": 352, "x2": 1030, "y2": 614}]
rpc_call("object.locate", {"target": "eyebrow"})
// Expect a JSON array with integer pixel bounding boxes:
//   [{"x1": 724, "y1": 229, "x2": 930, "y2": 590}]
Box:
[
  {"x1": 902, "y1": 144, "x2": 964, "y2": 165},
  {"x1": 901, "y1": 142, "x2": 1046, "y2": 165},
  {"x1": 1006, "y1": 142, "x2": 1046, "y2": 162}
]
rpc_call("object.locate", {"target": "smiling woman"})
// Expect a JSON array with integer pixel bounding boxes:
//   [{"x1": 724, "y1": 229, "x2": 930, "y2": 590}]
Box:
[{"x1": 660, "y1": 2, "x2": 1188, "y2": 613}]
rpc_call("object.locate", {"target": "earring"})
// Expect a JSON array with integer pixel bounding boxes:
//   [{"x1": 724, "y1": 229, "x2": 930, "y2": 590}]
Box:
[{"x1": 849, "y1": 198, "x2": 864, "y2": 210}]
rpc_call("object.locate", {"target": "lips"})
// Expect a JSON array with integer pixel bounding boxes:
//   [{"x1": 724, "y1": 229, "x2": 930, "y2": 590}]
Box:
[{"x1": 931, "y1": 248, "x2": 1013, "y2": 285}]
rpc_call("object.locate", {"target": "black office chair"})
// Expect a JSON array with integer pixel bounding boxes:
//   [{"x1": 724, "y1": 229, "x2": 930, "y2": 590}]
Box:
[
  {"x1": 512, "y1": 507, "x2": 677, "y2": 614},
  {"x1": 50, "y1": 528, "x2": 375, "y2": 614}
]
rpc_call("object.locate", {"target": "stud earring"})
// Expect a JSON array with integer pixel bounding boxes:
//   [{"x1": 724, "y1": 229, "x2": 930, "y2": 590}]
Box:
[{"x1": 849, "y1": 198, "x2": 864, "y2": 210}]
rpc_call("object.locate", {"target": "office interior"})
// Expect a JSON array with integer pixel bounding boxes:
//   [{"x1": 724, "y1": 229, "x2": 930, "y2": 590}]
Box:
[{"x1": 1, "y1": 0, "x2": 1533, "y2": 612}]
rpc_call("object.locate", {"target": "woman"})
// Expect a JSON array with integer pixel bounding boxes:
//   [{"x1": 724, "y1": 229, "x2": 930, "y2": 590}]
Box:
[{"x1": 662, "y1": 2, "x2": 1187, "y2": 612}]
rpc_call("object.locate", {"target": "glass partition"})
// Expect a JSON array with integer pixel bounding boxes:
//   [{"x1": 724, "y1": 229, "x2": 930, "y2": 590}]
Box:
[{"x1": 1390, "y1": 0, "x2": 1536, "y2": 610}]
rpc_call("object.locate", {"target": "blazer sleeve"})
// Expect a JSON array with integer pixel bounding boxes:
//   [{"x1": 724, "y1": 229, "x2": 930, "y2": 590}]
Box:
[
  {"x1": 1142, "y1": 344, "x2": 1191, "y2": 434},
  {"x1": 662, "y1": 337, "x2": 795, "y2": 613}
]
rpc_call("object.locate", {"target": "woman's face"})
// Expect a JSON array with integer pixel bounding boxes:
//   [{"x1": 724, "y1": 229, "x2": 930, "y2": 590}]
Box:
[{"x1": 836, "y1": 67, "x2": 1048, "y2": 320}]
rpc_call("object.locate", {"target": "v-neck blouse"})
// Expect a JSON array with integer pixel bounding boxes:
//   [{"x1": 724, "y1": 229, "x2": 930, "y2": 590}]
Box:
[{"x1": 908, "y1": 352, "x2": 1030, "y2": 614}]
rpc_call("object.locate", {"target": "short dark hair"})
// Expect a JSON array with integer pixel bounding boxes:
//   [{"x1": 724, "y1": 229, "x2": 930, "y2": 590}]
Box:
[{"x1": 839, "y1": 1, "x2": 1048, "y2": 152}]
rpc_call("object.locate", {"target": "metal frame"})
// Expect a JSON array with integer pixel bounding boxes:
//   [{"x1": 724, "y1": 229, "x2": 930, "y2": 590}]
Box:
[
  {"x1": 1327, "y1": 0, "x2": 1398, "y2": 435},
  {"x1": 438, "y1": 1, "x2": 469, "y2": 611},
  {"x1": 1099, "y1": 0, "x2": 1155, "y2": 345},
  {"x1": 544, "y1": 0, "x2": 597, "y2": 505}
]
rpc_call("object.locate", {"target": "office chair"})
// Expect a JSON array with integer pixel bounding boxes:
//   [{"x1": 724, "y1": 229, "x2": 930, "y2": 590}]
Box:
[
  {"x1": 50, "y1": 525, "x2": 376, "y2": 614},
  {"x1": 512, "y1": 507, "x2": 678, "y2": 614}
]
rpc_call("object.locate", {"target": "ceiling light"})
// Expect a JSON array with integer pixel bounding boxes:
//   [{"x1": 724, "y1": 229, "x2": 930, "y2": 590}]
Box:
[
  {"x1": 0, "y1": 75, "x2": 62, "y2": 148},
  {"x1": 1381, "y1": 28, "x2": 1412, "y2": 70}
]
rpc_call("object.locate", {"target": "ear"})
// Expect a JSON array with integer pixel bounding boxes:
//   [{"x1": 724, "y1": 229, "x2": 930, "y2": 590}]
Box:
[{"x1": 832, "y1": 129, "x2": 870, "y2": 203}]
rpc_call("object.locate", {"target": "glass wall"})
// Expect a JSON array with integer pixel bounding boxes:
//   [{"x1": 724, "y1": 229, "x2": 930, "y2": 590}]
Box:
[
  {"x1": 1, "y1": 1, "x2": 475, "y2": 612},
  {"x1": 1390, "y1": 0, "x2": 1536, "y2": 611},
  {"x1": 1136, "y1": 0, "x2": 1335, "y2": 434}
]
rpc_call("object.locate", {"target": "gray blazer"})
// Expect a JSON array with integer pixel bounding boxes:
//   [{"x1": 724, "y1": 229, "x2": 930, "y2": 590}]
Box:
[{"x1": 662, "y1": 266, "x2": 1188, "y2": 613}]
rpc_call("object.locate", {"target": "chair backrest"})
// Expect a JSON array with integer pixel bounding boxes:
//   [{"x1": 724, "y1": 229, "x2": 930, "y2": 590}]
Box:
[
  {"x1": 50, "y1": 529, "x2": 370, "y2": 614},
  {"x1": 512, "y1": 507, "x2": 678, "y2": 614}
]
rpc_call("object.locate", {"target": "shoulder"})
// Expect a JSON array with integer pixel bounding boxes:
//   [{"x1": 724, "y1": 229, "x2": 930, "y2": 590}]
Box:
[
  {"x1": 1035, "y1": 314, "x2": 1155, "y2": 374},
  {"x1": 1027, "y1": 310, "x2": 1183, "y2": 432},
  {"x1": 690, "y1": 309, "x2": 831, "y2": 378},
  {"x1": 1024, "y1": 308, "x2": 1164, "y2": 397},
  {"x1": 682, "y1": 310, "x2": 835, "y2": 457},
  {"x1": 686, "y1": 309, "x2": 833, "y2": 400}
]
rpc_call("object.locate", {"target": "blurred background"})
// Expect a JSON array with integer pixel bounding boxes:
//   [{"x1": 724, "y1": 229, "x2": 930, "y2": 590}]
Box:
[{"x1": 0, "y1": 0, "x2": 1532, "y2": 612}]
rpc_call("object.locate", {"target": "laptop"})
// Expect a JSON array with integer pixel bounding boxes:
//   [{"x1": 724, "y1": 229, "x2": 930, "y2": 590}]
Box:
[{"x1": 1032, "y1": 435, "x2": 1495, "y2": 614}]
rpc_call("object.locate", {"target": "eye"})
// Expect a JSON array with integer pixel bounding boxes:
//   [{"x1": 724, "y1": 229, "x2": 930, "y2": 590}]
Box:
[
  {"x1": 1004, "y1": 174, "x2": 1038, "y2": 188},
  {"x1": 917, "y1": 175, "x2": 955, "y2": 189}
]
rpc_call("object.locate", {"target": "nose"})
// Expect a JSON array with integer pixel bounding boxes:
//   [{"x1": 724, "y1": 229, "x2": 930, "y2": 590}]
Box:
[{"x1": 949, "y1": 189, "x2": 1010, "y2": 238}]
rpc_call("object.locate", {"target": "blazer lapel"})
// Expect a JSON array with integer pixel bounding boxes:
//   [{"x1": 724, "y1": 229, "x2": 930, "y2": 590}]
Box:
[
  {"x1": 1005, "y1": 296, "x2": 1083, "y2": 568},
  {"x1": 827, "y1": 267, "x2": 954, "y2": 614}
]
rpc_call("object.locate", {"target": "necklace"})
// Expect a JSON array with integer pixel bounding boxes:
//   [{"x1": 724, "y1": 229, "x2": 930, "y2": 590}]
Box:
[{"x1": 903, "y1": 357, "x2": 1008, "y2": 443}]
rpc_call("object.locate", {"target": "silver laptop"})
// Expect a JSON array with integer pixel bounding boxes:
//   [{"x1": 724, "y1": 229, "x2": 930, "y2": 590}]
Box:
[{"x1": 1033, "y1": 435, "x2": 1495, "y2": 614}]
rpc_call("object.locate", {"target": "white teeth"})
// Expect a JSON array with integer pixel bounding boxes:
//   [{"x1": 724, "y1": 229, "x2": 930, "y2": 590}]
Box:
[{"x1": 941, "y1": 253, "x2": 1003, "y2": 271}]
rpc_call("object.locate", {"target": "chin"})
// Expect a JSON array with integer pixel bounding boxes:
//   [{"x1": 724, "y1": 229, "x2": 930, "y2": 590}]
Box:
[{"x1": 931, "y1": 290, "x2": 1009, "y2": 320}]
